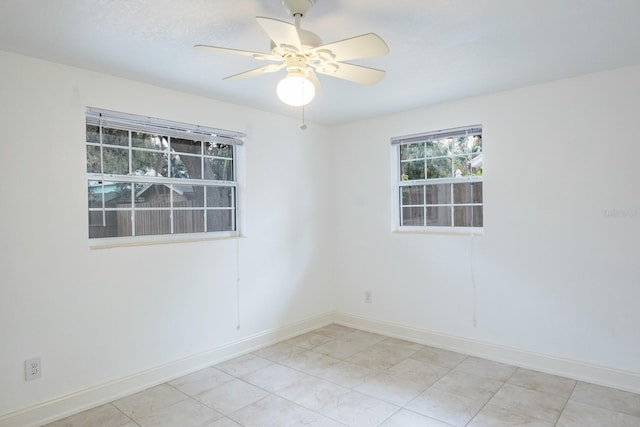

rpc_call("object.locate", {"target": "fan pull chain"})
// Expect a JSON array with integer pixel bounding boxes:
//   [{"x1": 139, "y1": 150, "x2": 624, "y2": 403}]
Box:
[{"x1": 300, "y1": 104, "x2": 307, "y2": 130}]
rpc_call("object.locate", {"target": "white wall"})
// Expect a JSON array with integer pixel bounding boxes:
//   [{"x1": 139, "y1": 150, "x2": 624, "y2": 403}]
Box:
[
  {"x1": 331, "y1": 65, "x2": 640, "y2": 388},
  {"x1": 2, "y1": 48, "x2": 640, "y2": 423},
  {"x1": 0, "y1": 51, "x2": 334, "y2": 419}
]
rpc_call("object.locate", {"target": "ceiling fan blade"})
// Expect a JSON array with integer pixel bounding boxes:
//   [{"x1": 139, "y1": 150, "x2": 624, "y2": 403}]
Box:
[
  {"x1": 256, "y1": 16, "x2": 303, "y2": 53},
  {"x1": 194, "y1": 44, "x2": 280, "y2": 61},
  {"x1": 314, "y1": 62, "x2": 386, "y2": 85},
  {"x1": 313, "y1": 33, "x2": 389, "y2": 62},
  {"x1": 307, "y1": 68, "x2": 322, "y2": 91},
  {"x1": 224, "y1": 63, "x2": 285, "y2": 80}
]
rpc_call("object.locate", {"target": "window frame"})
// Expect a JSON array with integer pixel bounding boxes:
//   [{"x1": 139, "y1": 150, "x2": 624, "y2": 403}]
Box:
[
  {"x1": 391, "y1": 125, "x2": 483, "y2": 234},
  {"x1": 86, "y1": 108, "x2": 245, "y2": 247}
]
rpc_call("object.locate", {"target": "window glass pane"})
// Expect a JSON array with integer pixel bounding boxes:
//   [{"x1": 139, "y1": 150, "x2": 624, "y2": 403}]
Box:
[
  {"x1": 88, "y1": 211, "x2": 104, "y2": 232},
  {"x1": 453, "y1": 182, "x2": 483, "y2": 204},
  {"x1": 402, "y1": 207, "x2": 424, "y2": 226},
  {"x1": 454, "y1": 153, "x2": 483, "y2": 177},
  {"x1": 132, "y1": 183, "x2": 146, "y2": 200},
  {"x1": 102, "y1": 128, "x2": 129, "y2": 146},
  {"x1": 426, "y1": 138, "x2": 451, "y2": 157},
  {"x1": 103, "y1": 147, "x2": 129, "y2": 175},
  {"x1": 207, "y1": 210, "x2": 234, "y2": 232},
  {"x1": 426, "y1": 206, "x2": 452, "y2": 226},
  {"x1": 400, "y1": 143, "x2": 424, "y2": 161},
  {"x1": 88, "y1": 211, "x2": 121, "y2": 238},
  {"x1": 115, "y1": 210, "x2": 132, "y2": 236},
  {"x1": 206, "y1": 142, "x2": 233, "y2": 158},
  {"x1": 171, "y1": 138, "x2": 202, "y2": 155},
  {"x1": 132, "y1": 132, "x2": 162, "y2": 149},
  {"x1": 135, "y1": 210, "x2": 171, "y2": 236},
  {"x1": 87, "y1": 125, "x2": 100, "y2": 143},
  {"x1": 452, "y1": 136, "x2": 466, "y2": 155},
  {"x1": 174, "y1": 209, "x2": 205, "y2": 234},
  {"x1": 452, "y1": 135, "x2": 482, "y2": 155},
  {"x1": 208, "y1": 158, "x2": 234, "y2": 181},
  {"x1": 471, "y1": 135, "x2": 482, "y2": 153},
  {"x1": 132, "y1": 149, "x2": 166, "y2": 176},
  {"x1": 88, "y1": 181, "x2": 103, "y2": 209},
  {"x1": 170, "y1": 138, "x2": 204, "y2": 178},
  {"x1": 427, "y1": 157, "x2": 452, "y2": 178},
  {"x1": 170, "y1": 154, "x2": 198, "y2": 179},
  {"x1": 474, "y1": 206, "x2": 483, "y2": 227},
  {"x1": 454, "y1": 206, "x2": 483, "y2": 227},
  {"x1": 425, "y1": 184, "x2": 451, "y2": 205},
  {"x1": 401, "y1": 160, "x2": 425, "y2": 180},
  {"x1": 174, "y1": 184, "x2": 203, "y2": 207},
  {"x1": 106, "y1": 183, "x2": 132, "y2": 208},
  {"x1": 206, "y1": 186, "x2": 234, "y2": 208},
  {"x1": 87, "y1": 146, "x2": 101, "y2": 173},
  {"x1": 134, "y1": 184, "x2": 171, "y2": 207},
  {"x1": 401, "y1": 185, "x2": 424, "y2": 205}
]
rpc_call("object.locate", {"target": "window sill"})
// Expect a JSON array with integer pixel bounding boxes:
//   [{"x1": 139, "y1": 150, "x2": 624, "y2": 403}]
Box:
[
  {"x1": 393, "y1": 226, "x2": 483, "y2": 236},
  {"x1": 89, "y1": 231, "x2": 241, "y2": 249}
]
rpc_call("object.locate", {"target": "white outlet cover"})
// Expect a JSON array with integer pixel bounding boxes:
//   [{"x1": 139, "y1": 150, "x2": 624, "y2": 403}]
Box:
[
  {"x1": 25, "y1": 357, "x2": 41, "y2": 381},
  {"x1": 365, "y1": 291, "x2": 372, "y2": 303}
]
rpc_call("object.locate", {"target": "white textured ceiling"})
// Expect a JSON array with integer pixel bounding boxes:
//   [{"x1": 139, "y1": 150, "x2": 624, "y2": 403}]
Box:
[{"x1": 1, "y1": 0, "x2": 640, "y2": 125}]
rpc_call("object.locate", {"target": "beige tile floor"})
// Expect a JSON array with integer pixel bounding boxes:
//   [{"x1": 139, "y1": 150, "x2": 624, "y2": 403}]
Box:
[{"x1": 44, "y1": 324, "x2": 640, "y2": 427}]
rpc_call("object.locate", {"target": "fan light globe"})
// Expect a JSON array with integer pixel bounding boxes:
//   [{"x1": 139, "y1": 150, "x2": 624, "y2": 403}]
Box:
[{"x1": 277, "y1": 74, "x2": 315, "y2": 106}]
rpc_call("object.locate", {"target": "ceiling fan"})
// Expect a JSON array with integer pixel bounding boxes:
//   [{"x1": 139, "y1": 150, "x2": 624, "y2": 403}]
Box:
[{"x1": 195, "y1": 0, "x2": 389, "y2": 107}]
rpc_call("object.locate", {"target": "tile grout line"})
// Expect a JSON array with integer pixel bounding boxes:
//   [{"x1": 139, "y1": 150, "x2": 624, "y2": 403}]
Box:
[
  {"x1": 553, "y1": 380, "x2": 579, "y2": 427},
  {"x1": 208, "y1": 355, "x2": 350, "y2": 426},
  {"x1": 463, "y1": 366, "x2": 517, "y2": 426},
  {"x1": 253, "y1": 335, "x2": 426, "y2": 426}
]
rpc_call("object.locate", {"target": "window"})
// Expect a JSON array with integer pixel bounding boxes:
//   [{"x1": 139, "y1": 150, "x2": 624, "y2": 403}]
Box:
[
  {"x1": 86, "y1": 108, "x2": 245, "y2": 241},
  {"x1": 392, "y1": 125, "x2": 483, "y2": 230}
]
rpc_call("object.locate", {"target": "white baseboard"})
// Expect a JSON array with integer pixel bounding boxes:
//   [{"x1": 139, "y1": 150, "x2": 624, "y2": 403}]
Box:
[
  {"x1": 0, "y1": 313, "x2": 334, "y2": 427},
  {"x1": 4, "y1": 311, "x2": 639, "y2": 426},
  {"x1": 333, "y1": 311, "x2": 640, "y2": 394}
]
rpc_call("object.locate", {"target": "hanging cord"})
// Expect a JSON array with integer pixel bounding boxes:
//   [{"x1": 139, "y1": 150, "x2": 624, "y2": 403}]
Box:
[
  {"x1": 470, "y1": 234, "x2": 477, "y2": 327},
  {"x1": 235, "y1": 211, "x2": 241, "y2": 330},
  {"x1": 300, "y1": 100, "x2": 307, "y2": 130}
]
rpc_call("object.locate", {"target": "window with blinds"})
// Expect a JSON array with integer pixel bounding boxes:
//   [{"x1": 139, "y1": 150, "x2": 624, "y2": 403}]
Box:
[
  {"x1": 86, "y1": 107, "x2": 245, "y2": 241},
  {"x1": 392, "y1": 125, "x2": 483, "y2": 229}
]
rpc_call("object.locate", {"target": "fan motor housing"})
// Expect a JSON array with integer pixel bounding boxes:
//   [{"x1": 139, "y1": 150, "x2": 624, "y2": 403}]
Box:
[
  {"x1": 270, "y1": 29, "x2": 322, "y2": 52},
  {"x1": 282, "y1": 0, "x2": 316, "y2": 17}
]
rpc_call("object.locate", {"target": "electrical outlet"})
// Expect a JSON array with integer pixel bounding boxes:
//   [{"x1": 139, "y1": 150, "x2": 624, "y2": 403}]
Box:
[
  {"x1": 365, "y1": 290, "x2": 372, "y2": 304},
  {"x1": 25, "y1": 357, "x2": 41, "y2": 381}
]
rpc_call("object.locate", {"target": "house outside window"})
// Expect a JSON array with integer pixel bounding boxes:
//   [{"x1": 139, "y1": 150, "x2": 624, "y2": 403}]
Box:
[
  {"x1": 86, "y1": 108, "x2": 245, "y2": 243},
  {"x1": 392, "y1": 125, "x2": 483, "y2": 230}
]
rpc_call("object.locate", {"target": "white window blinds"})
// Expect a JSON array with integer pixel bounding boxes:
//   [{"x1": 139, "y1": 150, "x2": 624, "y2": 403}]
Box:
[
  {"x1": 86, "y1": 107, "x2": 245, "y2": 146},
  {"x1": 391, "y1": 125, "x2": 482, "y2": 145}
]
